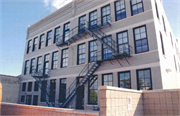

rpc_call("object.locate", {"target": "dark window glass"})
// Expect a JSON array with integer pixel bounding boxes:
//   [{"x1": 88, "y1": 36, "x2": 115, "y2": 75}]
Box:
[
  {"x1": 39, "y1": 34, "x2": 44, "y2": 49},
  {"x1": 89, "y1": 40, "x2": 97, "y2": 62},
  {"x1": 26, "y1": 95, "x2": 32, "y2": 105},
  {"x1": 50, "y1": 79, "x2": 56, "y2": 102},
  {"x1": 160, "y1": 32, "x2": 165, "y2": 55},
  {"x1": 59, "y1": 78, "x2": 67, "y2": 103},
  {"x1": 101, "y1": 5, "x2": 111, "y2": 25},
  {"x1": 78, "y1": 43, "x2": 85, "y2": 64},
  {"x1": 52, "y1": 51, "x2": 58, "y2": 69},
  {"x1": 88, "y1": 75, "x2": 98, "y2": 105},
  {"x1": 134, "y1": 26, "x2": 149, "y2": 53},
  {"x1": 115, "y1": 0, "x2": 126, "y2": 21},
  {"x1": 103, "y1": 36, "x2": 112, "y2": 59},
  {"x1": 137, "y1": 69, "x2": 152, "y2": 90},
  {"x1": 46, "y1": 31, "x2": 52, "y2": 46},
  {"x1": 131, "y1": 0, "x2": 144, "y2": 15},
  {"x1": 79, "y1": 15, "x2": 86, "y2": 32},
  {"x1": 41, "y1": 80, "x2": 47, "y2": 102},
  {"x1": 155, "y1": 0, "x2": 159, "y2": 19},
  {"x1": 21, "y1": 95, "x2": 25, "y2": 102},
  {"x1": 33, "y1": 95, "x2": 38, "y2": 105},
  {"x1": 63, "y1": 22, "x2": 70, "y2": 42},
  {"x1": 102, "y1": 73, "x2": 113, "y2": 86},
  {"x1": 117, "y1": 31, "x2": 129, "y2": 54},
  {"x1": 162, "y1": 16, "x2": 166, "y2": 32},
  {"x1": 34, "y1": 82, "x2": 38, "y2": 91},
  {"x1": 61, "y1": 49, "x2": 68, "y2": 68},
  {"x1": 33, "y1": 37, "x2": 38, "y2": 51},
  {"x1": 24, "y1": 60, "x2": 29, "y2": 75},
  {"x1": 170, "y1": 32, "x2": 173, "y2": 46},
  {"x1": 54, "y1": 27, "x2": 60, "y2": 43},
  {"x1": 30, "y1": 58, "x2": 35, "y2": 74},
  {"x1": 22, "y1": 83, "x2": 26, "y2": 92},
  {"x1": 44, "y1": 54, "x2": 49, "y2": 75},
  {"x1": 89, "y1": 10, "x2": 97, "y2": 29},
  {"x1": 28, "y1": 82, "x2": 32, "y2": 92},
  {"x1": 36, "y1": 56, "x2": 42, "y2": 72},
  {"x1": 118, "y1": 71, "x2": 131, "y2": 89},
  {"x1": 174, "y1": 55, "x2": 177, "y2": 71},
  {"x1": 27, "y1": 40, "x2": 32, "y2": 54}
]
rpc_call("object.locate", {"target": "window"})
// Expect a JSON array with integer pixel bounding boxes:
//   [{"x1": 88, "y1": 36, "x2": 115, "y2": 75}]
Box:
[
  {"x1": 34, "y1": 82, "x2": 38, "y2": 91},
  {"x1": 102, "y1": 73, "x2": 113, "y2": 86},
  {"x1": 59, "y1": 78, "x2": 67, "y2": 103},
  {"x1": 21, "y1": 95, "x2": 25, "y2": 102},
  {"x1": 50, "y1": 79, "x2": 56, "y2": 102},
  {"x1": 36, "y1": 56, "x2": 42, "y2": 72},
  {"x1": 32, "y1": 37, "x2": 38, "y2": 51},
  {"x1": 134, "y1": 26, "x2": 149, "y2": 53},
  {"x1": 52, "y1": 51, "x2": 58, "y2": 70},
  {"x1": 79, "y1": 15, "x2": 86, "y2": 32},
  {"x1": 160, "y1": 32, "x2": 165, "y2": 55},
  {"x1": 61, "y1": 49, "x2": 68, "y2": 68},
  {"x1": 170, "y1": 32, "x2": 173, "y2": 46},
  {"x1": 39, "y1": 34, "x2": 44, "y2": 49},
  {"x1": 174, "y1": 55, "x2": 177, "y2": 72},
  {"x1": 89, "y1": 10, "x2": 97, "y2": 29},
  {"x1": 131, "y1": 0, "x2": 144, "y2": 15},
  {"x1": 88, "y1": 75, "x2": 98, "y2": 105},
  {"x1": 101, "y1": 5, "x2": 111, "y2": 25},
  {"x1": 30, "y1": 58, "x2": 35, "y2": 74},
  {"x1": 103, "y1": 36, "x2": 112, "y2": 59},
  {"x1": 117, "y1": 31, "x2": 129, "y2": 54},
  {"x1": 33, "y1": 95, "x2": 38, "y2": 105},
  {"x1": 28, "y1": 82, "x2": 32, "y2": 92},
  {"x1": 89, "y1": 40, "x2": 97, "y2": 62},
  {"x1": 155, "y1": 0, "x2": 159, "y2": 19},
  {"x1": 63, "y1": 22, "x2": 70, "y2": 42},
  {"x1": 44, "y1": 54, "x2": 49, "y2": 75},
  {"x1": 54, "y1": 27, "x2": 60, "y2": 43},
  {"x1": 40, "y1": 80, "x2": 47, "y2": 102},
  {"x1": 115, "y1": 0, "x2": 126, "y2": 21},
  {"x1": 26, "y1": 95, "x2": 32, "y2": 105},
  {"x1": 162, "y1": 16, "x2": 166, "y2": 32},
  {"x1": 27, "y1": 40, "x2": 32, "y2": 54},
  {"x1": 24, "y1": 60, "x2": 29, "y2": 75},
  {"x1": 118, "y1": 71, "x2": 131, "y2": 89},
  {"x1": 137, "y1": 69, "x2": 152, "y2": 90},
  {"x1": 22, "y1": 82, "x2": 26, "y2": 92},
  {"x1": 46, "y1": 31, "x2": 52, "y2": 46},
  {"x1": 78, "y1": 43, "x2": 85, "y2": 65}
]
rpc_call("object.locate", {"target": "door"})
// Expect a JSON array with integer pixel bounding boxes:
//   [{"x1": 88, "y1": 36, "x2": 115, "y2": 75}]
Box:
[{"x1": 76, "y1": 77, "x2": 84, "y2": 110}]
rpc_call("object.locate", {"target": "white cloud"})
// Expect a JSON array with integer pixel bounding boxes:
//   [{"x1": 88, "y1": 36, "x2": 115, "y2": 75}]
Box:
[{"x1": 42, "y1": 0, "x2": 73, "y2": 11}]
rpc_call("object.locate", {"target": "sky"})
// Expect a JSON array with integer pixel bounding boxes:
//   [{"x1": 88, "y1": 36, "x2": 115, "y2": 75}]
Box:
[{"x1": 0, "y1": 0, "x2": 179, "y2": 76}]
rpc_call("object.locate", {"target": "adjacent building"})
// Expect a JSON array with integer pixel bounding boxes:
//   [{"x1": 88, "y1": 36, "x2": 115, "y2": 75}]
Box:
[{"x1": 19, "y1": 0, "x2": 180, "y2": 110}]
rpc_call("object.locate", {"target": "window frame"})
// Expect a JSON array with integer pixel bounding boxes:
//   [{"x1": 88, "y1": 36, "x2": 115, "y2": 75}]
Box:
[
  {"x1": 133, "y1": 25, "x2": 149, "y2": 54},
  {"x1": 59, "y1": 78, "x2": 67, "y2": 103},
  {"x1": 89, "y1": 40, "x2": 98, "y2": 62},
  {"x1": 130, "y1": 0, "x2": 144, "y2": 16},
  {"x1": 155, "y1": 0, "x2": 159, "y2": 19},
  {"x1": 54, "y1": 26, "x2": 60, "y2": 44},
  {"x1": 160, "y1": 32, "x2": 165, "y2": 55},
  {"x1": 77, "y1": 43, "x2": 86, "y2": 65},
  {"x1": 102, "y1": 73, "x2": 113, "y2": 86},
  {"x1": 32, "y1": 37, "x2": 38, "y2": 52},
  {"x1": 49, "y1": 79, "x2": 56, "y2": 102},
  {"x1": 21, "y1": 95, "x2": 25, "y2": 103},
  {"x1": 22, "y1": 82, "x2": 26, "y2": 92},
  {"x1": 63, "y1": 22, "x2": 70, "y2": 42},
  {"x1": 117, "y1": 30, "x2": 129, "y2": 54},
  {"x1": 51, "y1": 51, "x2": 58, "y2": 70},
  {"x1": 101, "y1": 4, "x2": 111, "y2": 26},
  {"x1": 46, "y1": 30, "x2": 52, "y2": 46},
  {"x1": 89, "y1": 10, "x2": 98, "y2": 29},
  {"x1": 79, "y1": 15, "x2": 86, "y2": 32},
  {"x1": 43, "y1": 54, "x2": 50, "y2": 75},
  {"x1": 137, "y1": 68, "x2": 152, "y2": 90},
  {"x1": 61, "y1": 48, "x2": 68, "y2": 68},
  {"x1": 27, "y1": 82, "x2": 32, "y2": 92},
  {"x1": 40, "y1": 80, "x2": 47, "y2": 102},
  {"x1": 114, "y1": 0, "x2": 126, "y2": 21},
  {"x1": 27, "y1": 40, "x2": 32, "y2": 54},
  {"x1": 36, "y1": 56, "x2": 42, "y2": 72},
  {"x1": 24, "y1": 60, "x2": 29, "y2": 75},
  {"x1": 39, "y1": 34, "x2": 45, "y2": 49},
  {"x1": 102, "y1": 35, "x2": 113, "y2": 60},
  {"x1": 30, "y1": 58, "x2": 35, "y2": 74},
  {"x1": 34, "y1": 81, "x2": 39, "y2": 91},
  {"x1": 118, "y1": 71, "x2": 131, "y2": 89},
  {"x1": 162, "y1": 16, "x2": 166, "y2": 32}
]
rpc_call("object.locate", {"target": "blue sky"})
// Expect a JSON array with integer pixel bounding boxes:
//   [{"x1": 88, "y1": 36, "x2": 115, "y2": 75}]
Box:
[{"x1": 0, "y1": 0, "x2": 179, "y2": 76}]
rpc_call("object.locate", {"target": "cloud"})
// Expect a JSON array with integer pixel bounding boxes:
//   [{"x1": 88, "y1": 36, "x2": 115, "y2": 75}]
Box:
[{"x1": 42, "y1": 0, "x2": 73, "y2": 12}]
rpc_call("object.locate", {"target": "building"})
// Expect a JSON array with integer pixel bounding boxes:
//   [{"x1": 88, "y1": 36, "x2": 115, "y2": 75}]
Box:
[
  {"x1": 0, "y1": 74, "x2": 20, "y2": 103},
  {"x1": 19, "y1": 0, "x2": 180, "y2": 110}
]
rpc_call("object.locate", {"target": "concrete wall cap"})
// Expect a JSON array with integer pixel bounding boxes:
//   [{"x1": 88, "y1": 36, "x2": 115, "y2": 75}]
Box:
[{"x1": 143, "y1": 88, "x2": 180, "y2": 93}]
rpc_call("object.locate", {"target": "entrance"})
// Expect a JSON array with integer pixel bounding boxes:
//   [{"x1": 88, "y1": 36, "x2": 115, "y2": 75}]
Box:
[{"x1": 76, "y1": 77, "x2": 84, "y2": 110}]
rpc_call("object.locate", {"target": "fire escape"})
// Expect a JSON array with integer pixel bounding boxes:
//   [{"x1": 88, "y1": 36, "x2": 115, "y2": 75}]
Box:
[{"x1": 31, "y1": 15, "x2": 131, "y2": 108}]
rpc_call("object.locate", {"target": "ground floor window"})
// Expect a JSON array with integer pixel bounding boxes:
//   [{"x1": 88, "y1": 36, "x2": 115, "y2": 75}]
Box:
[
  {"x1": 118, "y1": 71, "x2": 131, "y2": 89},
  {"x1": 50, "y1": 79, "x2": 56, "y2": 102},
  {"x1": 88, "y1": 75, "x2": 98, "y2": 105},
  {"x1": 102, "y1": 73, "x2": 113, "y2": 86},
  {"x1": 21, "y1": 95, "x2": 25, "y2": 102},
  {"x1": 40, "y1": 80, "x2": 47, "y2": 102},
  {"x1": 137, "y1": 68, "x2": 152, "y2": 90},
  {"x1": 59, "y1": 78, "x2": 67, "y2": 103},
  {"x1": 33, "y1": 95, "x2": 38, "y2": 105},
  {"x1": 26, "y1": 95, "x2": 32, "y2": 105}
]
